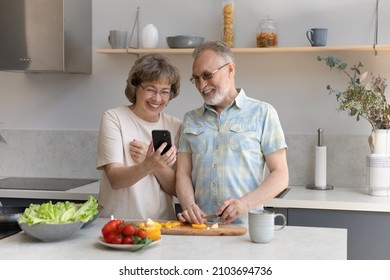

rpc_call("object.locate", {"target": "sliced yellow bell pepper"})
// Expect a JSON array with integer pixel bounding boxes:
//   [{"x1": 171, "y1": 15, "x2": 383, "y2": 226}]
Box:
[
  {"x1": 145, "y1": 226, "x2": 161, "y2": 241},
  {"x1": 191, "y1": 223, "x2": 207, "y2": 229},
  {"x1": 160, "y1": 221, "x2": 184, "y2": 229},
  {"x1": 144, "y1": 218, "x2": 161, "y2": 241}
]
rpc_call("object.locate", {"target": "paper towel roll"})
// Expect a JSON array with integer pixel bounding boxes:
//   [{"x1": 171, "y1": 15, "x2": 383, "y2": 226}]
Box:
[{"x1": 315, "y1": 146, "x2": 327, "y2": 187}]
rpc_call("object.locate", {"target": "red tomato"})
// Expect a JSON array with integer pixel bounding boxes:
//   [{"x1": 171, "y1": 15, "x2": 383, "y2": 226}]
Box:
[
  {"x1": 122, "y1": 236, "x2": 133, "y2": 244},
  {"x1": 122, "y1": 224, "x2": 136, "y2": 237},
  {"x1": 111, "y1": 235, "x2": 123, "y2": 244},
  {"x1": 103, "y1": 232, "x2": 117, "y2": 244},
  {"x1": 102, "y1": 219, "x2": 123, "y2": 237},
  {"x1": 115, "y1": 223, "x2": 125, "y2": 235},
  {"x1": 136, "y1": 228, "x2": 147, "y2": 239}
]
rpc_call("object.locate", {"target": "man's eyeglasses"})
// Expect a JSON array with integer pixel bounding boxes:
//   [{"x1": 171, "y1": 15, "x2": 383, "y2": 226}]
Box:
[
  {"x1": 190, "y1": 62, "x2": 230, "y2": 84},
  {"x1": 139, "y1": 83, "x2": 172, "y2": 98}
]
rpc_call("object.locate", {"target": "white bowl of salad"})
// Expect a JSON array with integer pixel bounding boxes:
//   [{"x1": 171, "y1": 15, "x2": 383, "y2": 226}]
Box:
[
  {"x1": 18, "y1": 196, "x2": 99, "y2": 242},
  {"x1": 19, "y1": 221, "x2": 83, "y2": 242}
]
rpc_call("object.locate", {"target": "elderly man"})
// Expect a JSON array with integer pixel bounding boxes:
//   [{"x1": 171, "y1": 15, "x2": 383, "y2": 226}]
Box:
[{"x1": 176, "y1": 41, "x2": 289, "y2": 224}]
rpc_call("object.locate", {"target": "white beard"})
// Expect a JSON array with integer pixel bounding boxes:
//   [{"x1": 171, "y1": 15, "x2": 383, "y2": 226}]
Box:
[{"x1": 203, "y1": 89, "x2": 225, "y2": 106}]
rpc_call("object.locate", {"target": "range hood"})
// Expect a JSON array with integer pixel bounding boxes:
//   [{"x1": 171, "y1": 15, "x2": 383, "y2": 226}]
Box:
[{"x1": 0, "y1": 0, "x2": 91, "y2": 74}]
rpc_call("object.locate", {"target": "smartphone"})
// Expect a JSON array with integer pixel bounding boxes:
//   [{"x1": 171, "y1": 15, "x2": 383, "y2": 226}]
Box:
[{"x1": 152, "y1": 130, "x2": 172, "y2": 155}]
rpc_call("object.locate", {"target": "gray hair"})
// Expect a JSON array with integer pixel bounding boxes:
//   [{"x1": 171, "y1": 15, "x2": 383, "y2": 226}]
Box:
[
  {"x1": 192, "y1": 41, "x2": 235, "y2": 63},
  {"x1": 125, "y1": 53, "x2": 180, "y2": 103}
]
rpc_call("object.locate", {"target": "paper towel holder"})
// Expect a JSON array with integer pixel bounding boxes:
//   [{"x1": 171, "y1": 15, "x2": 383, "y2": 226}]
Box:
[
  {"x1": 306, "y1": 184, "x2": 333, "y2": 190},
  {"x1": 306, "y1": 128, "x2": 333, "y2": 190}
]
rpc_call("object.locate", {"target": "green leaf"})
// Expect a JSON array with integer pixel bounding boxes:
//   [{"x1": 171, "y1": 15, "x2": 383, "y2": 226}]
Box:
[{"x1": 18, "y1": 195, "x2": 99, "y2": 225}]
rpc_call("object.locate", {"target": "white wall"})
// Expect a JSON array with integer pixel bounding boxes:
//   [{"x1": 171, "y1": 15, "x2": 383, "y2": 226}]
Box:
[{"x1": 1, "y1": 0, "x2": 389, "y2": 135}]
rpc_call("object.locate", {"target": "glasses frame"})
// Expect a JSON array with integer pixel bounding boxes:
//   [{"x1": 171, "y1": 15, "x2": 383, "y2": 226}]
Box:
[
  {"x1": 190, "y1": 62, "x2": 230, "y2": 84},
  {"x1": 139, "y1": 83, "x2": 172, "y2": 98}
]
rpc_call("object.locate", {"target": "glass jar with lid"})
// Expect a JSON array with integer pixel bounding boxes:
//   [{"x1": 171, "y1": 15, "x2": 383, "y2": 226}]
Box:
[
  {"x1": 256, "y1": 16, "x2": 278, "y2": 48},
  {"x1": 222, "y1": 0, "x2": 234, "y2": 48}
]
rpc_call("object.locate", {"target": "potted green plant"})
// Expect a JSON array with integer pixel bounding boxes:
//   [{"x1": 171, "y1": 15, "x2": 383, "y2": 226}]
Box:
[
  {"x1": 318, "y1": 56, "x2": 390, "y2": 197},
  {"x1": 317, "y1": 55, "x2": 389, "y2": 153},
  {"x1": 317, "y1": 55, "x2": 389, "y2": 129}
]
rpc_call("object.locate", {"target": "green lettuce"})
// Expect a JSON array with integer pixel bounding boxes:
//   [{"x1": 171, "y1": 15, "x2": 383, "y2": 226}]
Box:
[{"x1": 18, "y1": 196, "x2": 99, "y2": 225}]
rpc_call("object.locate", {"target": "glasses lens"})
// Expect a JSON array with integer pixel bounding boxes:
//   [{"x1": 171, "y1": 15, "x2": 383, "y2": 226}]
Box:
[
  {"x1": 190, "y1": 63, "x2": 229, "y2": 84},
  {"x1": 202, "y1": 72, "x2": 214, "y2": 80},
  {"x1": 141, "y1": 84, "x2": 171, "y2": 97}
]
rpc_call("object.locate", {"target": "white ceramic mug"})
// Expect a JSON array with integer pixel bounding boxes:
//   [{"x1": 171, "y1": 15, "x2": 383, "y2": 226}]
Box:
[
  {"x1": 248, "y1": 209, "x2": 286, "y2": 243},
  {"x1": 108, "y1": 30, "x2": 128, "y2": 49}
]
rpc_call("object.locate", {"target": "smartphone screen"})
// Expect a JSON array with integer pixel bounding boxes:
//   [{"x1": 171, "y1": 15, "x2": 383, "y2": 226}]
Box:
[{"x1": 152, "y1": 130, "x2": 172, "y2": 155}]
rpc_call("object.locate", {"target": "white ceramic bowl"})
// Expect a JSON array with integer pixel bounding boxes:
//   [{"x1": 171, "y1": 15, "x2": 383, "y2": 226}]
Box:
[
  {"x1": 166, "y1": 35, "x2": 204, "y2": 48},
  {"x1": 19, "y1": 221, "x2": 83, "y2": 242}
]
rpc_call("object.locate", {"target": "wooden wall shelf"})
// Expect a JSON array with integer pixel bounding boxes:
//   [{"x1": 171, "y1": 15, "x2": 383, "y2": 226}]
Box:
[{"x1": 95, "y1": 45, "x2": 390, "y2": 55}]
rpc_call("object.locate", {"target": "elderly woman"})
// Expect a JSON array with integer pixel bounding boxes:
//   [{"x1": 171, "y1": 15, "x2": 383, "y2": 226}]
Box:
[{"x1": 97, "y1": 53, "x2": 182, "y2": 220}]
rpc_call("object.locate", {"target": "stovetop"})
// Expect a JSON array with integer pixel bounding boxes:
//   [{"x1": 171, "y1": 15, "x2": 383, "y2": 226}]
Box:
[
  {"x1": 0, "y1": 224, "x2": 21, "y2": 240},
  {"x1": 0, "y1": 177, "x2": 98, "y2": 191}
]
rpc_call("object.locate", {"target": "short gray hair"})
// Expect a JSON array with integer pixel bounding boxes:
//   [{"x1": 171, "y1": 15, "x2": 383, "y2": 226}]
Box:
[
  {"x1": 192, "y1": 41, "x2": 235, "y2": 63},
  {"x1": 125, "y1": 53, "x2": 180, "y2": 103}
]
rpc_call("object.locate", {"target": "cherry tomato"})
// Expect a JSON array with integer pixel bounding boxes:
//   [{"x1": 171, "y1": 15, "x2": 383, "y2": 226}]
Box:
[
  {"x1": 122, "y1": 236, "x2": 133, "y2": 244},
  {"x1": 102, "y1": 219, "x2": 123, "y2": 237},
  {"x1": 122, "y1": 224, "x2": 136, "y2": 237},
  {"x1": 111, "y1": 235, "x2": 123, "y2": 244},
  {"x1": 103, "y1": 232, "x2": 117, "y2": 244},
  {"x1": 115, "y1": 223, "x2": 125, "y2": 235},
  {"x1": 136, "y1": 228, "x2": 147, "y2": 239}
]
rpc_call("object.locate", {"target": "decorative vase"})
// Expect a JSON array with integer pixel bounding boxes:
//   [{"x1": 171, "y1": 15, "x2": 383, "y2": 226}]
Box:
[
  {"x1": 371, "y1": 129, "x2": 390, "y2": 154},
  {"x1": 367, "y1": 129, "x2": 390, "y2": 196},
  {"x1": 142, "y1": 24, "x2": 159, "y2": 48}
]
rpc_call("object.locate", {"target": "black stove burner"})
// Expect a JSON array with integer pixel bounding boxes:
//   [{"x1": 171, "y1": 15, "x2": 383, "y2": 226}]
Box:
[
  {"x1": 0, "y1": 177, "x2": 98, "y2": 191},
  {"x1": 0, "y1": 224, "x2": 21, "y2": 240}
]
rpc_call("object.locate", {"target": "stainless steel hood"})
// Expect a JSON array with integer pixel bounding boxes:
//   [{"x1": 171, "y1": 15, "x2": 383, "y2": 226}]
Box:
[
  {"x1": 0, "y1": 0, "x2": 91, "y2": 74},
  {"x1": 0, "y1": 177, "x2": 98, "y2": 191}
]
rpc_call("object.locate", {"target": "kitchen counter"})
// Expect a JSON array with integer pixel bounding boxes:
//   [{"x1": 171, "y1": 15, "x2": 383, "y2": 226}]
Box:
[
  {"x1": 1, "y1": 182, "x2": 390, "y2": 213},
  {"x1": 0, "y1": 218, "x2": 347, "y2": 260},
  {"x1": 266, "y1": 186, "x2": 390, "y2": 212},
  {"x1": 267, "y1": 186, "x2": 390, "y2": 260}
]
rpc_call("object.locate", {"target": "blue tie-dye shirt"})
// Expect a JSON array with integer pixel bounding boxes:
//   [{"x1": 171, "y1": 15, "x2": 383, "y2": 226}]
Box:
[{"x1": 178, "y1": 89, "x2": 287, "y2": 224}]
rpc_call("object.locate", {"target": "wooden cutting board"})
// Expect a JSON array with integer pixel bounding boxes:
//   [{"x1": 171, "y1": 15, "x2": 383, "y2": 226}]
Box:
[{"x1": 161, "y1": 223, "x2": 247, "y2": 236}]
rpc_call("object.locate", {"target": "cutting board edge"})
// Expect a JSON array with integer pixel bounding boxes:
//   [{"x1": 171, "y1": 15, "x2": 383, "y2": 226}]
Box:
[
  {"x1": 160, "y1": 224, "x2": 247, "y2": 236},
  {"x1": 161, "y1": 230, "x2": 247, "y2": 236}
]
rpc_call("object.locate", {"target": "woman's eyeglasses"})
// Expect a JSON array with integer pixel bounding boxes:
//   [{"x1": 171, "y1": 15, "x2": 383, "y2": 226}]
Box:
[{"x1": 139, "y1": 84, "x2": 172, "y2": 98}]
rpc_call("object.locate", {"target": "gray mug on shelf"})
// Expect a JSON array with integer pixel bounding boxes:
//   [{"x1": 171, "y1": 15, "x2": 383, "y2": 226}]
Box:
[
  {"x1": 306, "y1": 28, "x2": 328, "y2": 47},
  {"x1": 108, "y1": 30, "x2": 128, "y2": 49},
  {"x1": 248, "y1": 209, "x2": 287, "y2": 243}
]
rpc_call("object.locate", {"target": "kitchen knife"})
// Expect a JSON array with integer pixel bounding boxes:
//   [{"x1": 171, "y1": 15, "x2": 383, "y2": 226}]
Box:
[
  {"x1": 203, "y1": 213, "x2": 220, "y2": 220},
  {"x1": 203, "y1": 208, "x2": 227, "y2": 220}
]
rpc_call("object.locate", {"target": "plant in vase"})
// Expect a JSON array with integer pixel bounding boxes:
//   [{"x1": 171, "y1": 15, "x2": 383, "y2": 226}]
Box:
[
  {"x1": 318, "y1": 55, "x2": 390, "y2": 196},
  {"x1": 317, "y1": 55, "x2": 389, "y2": 153}
]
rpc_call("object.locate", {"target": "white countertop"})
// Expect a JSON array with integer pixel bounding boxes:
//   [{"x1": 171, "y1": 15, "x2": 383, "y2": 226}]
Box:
[
  {"x1": 2, "y1": 182, "x2": 390, "y2": 213},
  {"x1": 0, "y1": 218, "x2": 347, "y2": 260},
  {"x1": 266, "y1": 186, "x2": 390, "y2": 212}
]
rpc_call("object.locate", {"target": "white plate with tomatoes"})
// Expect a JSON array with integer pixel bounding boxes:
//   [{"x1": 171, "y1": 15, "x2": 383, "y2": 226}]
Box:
[
  {"x1": 99, "y1": 219, "x2": 161, "y2": 251},
  {"x1": 98, "y1": 237, "x2": 161, "y2": 251}
]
